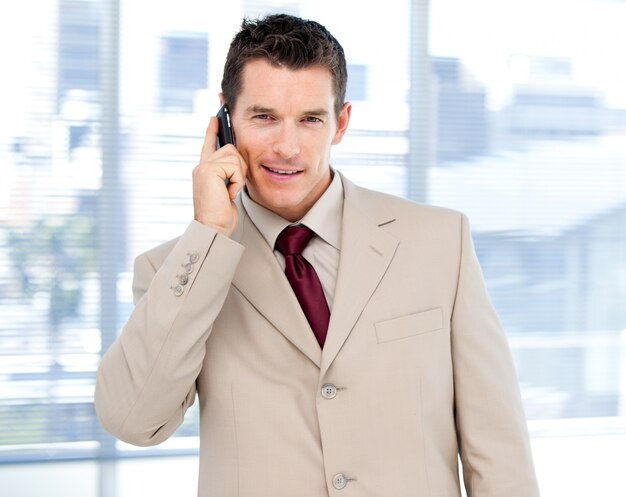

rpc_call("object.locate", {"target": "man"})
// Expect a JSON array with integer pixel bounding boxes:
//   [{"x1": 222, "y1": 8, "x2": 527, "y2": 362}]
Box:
[{"x1": 95, "y1": 14, "x2": 540, "y2": 497}]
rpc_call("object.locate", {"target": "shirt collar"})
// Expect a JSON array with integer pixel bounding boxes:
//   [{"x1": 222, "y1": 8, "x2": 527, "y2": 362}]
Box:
[{"x1": 241, "y1": 169, "x2": 344, "y2": 251}]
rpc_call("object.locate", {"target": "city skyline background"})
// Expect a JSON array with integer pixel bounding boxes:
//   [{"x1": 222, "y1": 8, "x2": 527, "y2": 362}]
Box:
[{"x1": 1, "y1": 1, "x2": 625, "y2": 496}]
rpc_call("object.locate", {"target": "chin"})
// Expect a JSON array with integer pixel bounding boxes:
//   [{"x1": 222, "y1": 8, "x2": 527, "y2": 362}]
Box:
[{"x1": 266, "y1": 198, "x2": 300, "y2": 213}]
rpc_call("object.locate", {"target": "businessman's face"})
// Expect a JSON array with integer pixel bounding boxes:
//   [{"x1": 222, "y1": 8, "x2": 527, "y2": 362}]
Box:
[{"x1": 231, "y1": 58, "x2": 351, "y2": 221}]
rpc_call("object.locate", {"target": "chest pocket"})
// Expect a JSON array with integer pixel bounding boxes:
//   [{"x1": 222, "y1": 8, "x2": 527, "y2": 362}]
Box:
[{"x1": 375, "y1": 308, "x2": 444, "y2": 344}]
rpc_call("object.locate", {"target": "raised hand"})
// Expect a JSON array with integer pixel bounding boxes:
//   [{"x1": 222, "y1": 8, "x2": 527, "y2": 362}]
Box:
[{"x1": 192, "y1": 116, "x2": 247, "y2": 237}]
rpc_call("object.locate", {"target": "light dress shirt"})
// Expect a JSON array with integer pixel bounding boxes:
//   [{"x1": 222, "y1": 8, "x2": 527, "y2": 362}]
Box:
[{"x1": 241, "y1": 170, "x2": 344, "y2": 310}]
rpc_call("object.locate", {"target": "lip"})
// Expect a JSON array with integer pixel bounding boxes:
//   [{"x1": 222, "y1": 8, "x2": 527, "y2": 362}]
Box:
[{"x1": 262, "y1": 165, "x2": 303, "y2": 180}]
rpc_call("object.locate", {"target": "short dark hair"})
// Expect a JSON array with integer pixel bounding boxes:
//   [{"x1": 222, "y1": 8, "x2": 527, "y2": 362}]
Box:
[{"x1": 221, "y1": 14, "x2": 348, "y2": 118}]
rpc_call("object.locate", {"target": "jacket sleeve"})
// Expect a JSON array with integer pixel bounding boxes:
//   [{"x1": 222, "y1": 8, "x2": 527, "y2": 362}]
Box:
[
  {"x1": 452, "y1": 214, "x2": 540, "y2": 497},
  {"x1": 94, "y1": 220, "x2": 245, "y2": 446}
]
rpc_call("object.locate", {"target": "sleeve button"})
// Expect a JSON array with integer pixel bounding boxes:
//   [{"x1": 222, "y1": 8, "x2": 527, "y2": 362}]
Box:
[{"x1": 188, "y1": 253, "x2": 199, "y2": 264}]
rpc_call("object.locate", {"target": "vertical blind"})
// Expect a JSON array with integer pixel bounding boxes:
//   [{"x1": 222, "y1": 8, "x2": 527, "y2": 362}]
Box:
[{"x1": 1, "y1": 0, "x2": 625, "y2": 464}]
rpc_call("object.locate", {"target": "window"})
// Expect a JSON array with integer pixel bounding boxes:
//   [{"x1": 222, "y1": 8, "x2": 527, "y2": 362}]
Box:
[
  {"x1": 58, "y1": 0, "x2": 101, "y2": 107},
  {"x1": 347, "y1": 63, "x2": 369, "y2": 101},
  {"x1": 1, "y1": 1, "x2": 625, "y2": 495},
  {"x1": 159, "y1": 34, "x2": 209, "y2": 113}
]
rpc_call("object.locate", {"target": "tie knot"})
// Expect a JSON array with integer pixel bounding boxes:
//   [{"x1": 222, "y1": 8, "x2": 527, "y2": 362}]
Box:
[{"x1": 275, "y1": 225, "x2": 315, "y2": 257}]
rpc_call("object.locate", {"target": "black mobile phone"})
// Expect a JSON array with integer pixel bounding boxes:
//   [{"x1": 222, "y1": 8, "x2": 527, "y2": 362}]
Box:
[{"x1": 216, "y1": 104, "x2": 235, "y2": 148}]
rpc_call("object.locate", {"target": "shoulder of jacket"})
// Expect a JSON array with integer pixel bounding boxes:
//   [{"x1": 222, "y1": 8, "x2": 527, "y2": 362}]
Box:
[{"x1": 342, "y1": 174, "x2": 465, "y2": 225}]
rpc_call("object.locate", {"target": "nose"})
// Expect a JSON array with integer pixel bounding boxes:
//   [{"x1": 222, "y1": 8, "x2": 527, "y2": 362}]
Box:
[{"x1": 272, "y1": 122, "x2": 301, "y2": 160}]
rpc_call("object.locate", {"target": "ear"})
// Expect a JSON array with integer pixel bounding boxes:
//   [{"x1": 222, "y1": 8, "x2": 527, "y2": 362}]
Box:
[
  {"x1": 219, "y1": 92, "x2": 226, "y2": 105},
  {"x1": 331, "y1": 102, "x2": 352, "y2": 145}
]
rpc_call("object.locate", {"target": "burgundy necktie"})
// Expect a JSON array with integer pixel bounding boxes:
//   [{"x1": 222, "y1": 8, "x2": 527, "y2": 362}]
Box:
[{"x1": 275, "y1": 225, "x2": 330, "y2": 348}]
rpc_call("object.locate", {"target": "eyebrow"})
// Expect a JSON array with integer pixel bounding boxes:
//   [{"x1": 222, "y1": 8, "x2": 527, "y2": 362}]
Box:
[
  {"x1": 305, "y1": 108, "x2": 331, "y2": 117},
  {"x1": 245, "y1": 105, "x2": 330, "y2": 117}
]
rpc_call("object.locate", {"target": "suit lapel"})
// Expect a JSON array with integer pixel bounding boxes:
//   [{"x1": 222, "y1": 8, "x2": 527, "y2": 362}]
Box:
[
  {"x1": 231, "y1": 204, "x2": 322, "y2": 368},
  {"x1": 320, "y1": 176, "x2": 399, "y2": 377},
  {"x1": 229, "y1": 177, "x2": 399, "y2": 374}
]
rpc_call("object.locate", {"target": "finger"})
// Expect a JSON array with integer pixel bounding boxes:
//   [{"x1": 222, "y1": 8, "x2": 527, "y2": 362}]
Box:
[
  {"x1": 225, "y1": 157, "x2": 248, "y2": 200},
  {"x1": 200, "y1": 116, "x2": 219, "y2": 163}
]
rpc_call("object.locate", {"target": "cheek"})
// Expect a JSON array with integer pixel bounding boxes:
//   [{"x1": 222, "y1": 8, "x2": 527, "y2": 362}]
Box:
[
  {"x1": 305, "y1": 135, "x2": 331, "y2": 158},
  {"x1": 237, "y1": 142, "x2": 262, "y2": 169}
]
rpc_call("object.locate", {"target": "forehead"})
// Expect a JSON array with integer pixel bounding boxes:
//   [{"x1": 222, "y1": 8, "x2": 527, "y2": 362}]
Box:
[{"x1": 239, "y1": 59, "x2": 335, "y2": 109}]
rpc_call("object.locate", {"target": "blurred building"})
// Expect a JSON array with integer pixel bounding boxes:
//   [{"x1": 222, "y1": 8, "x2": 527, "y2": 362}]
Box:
[
  {"x1": 432, "y1": 56, "x2": 489, "y2": 163},
  {"x1": 496, "y1": 56, "x2": 613, "y2": 146}
]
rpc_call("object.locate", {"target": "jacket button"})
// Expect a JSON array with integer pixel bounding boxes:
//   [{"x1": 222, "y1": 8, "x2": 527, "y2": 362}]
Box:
[
  {"x1": 188, "y1": 252, "x2": 199, "y2": 264},
  {"x1": 321, "y1": 383, "x2": 337, "y2": 399},
  {"x1": 178, "y1": 274, "x2": 189, "y2": 286},
  {"x1": 332, "y1": 473, "x2": 348, "y2": 490},
  {"x1": 183, "y1": 262, "x2": 194, "y2": 274},
  {"x1": 173, "y1": 285, "x2": 184, "y2": 297}
]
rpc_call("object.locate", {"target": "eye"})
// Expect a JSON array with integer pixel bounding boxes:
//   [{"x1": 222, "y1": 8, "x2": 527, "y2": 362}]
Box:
[
  {"x1": 304, "y1": 116, "x2": 323, "y2": 123},
  {"x1": 253, "y1": 114, "x2": 272, "y2": 121}
]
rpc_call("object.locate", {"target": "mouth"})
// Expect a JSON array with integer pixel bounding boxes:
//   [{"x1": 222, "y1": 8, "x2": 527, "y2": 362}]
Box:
[{"x1": 262, "y1": 165, "x2": 303, "y2": 177}]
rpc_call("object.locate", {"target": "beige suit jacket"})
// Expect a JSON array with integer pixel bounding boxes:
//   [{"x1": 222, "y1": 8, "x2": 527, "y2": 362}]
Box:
[{"x1": 95, "y1": 173, "x2": 540, "y2": 497}]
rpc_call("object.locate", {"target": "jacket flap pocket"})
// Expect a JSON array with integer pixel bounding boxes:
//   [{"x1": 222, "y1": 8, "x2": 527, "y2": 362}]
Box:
[{"x1": 375, "y1": 308, "x2": 443, "y2": 344}]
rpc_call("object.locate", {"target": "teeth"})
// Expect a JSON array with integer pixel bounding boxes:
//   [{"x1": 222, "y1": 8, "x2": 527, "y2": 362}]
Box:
[{"x1": 269, "y1": 168, "x2": 298, "y2": 175}]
